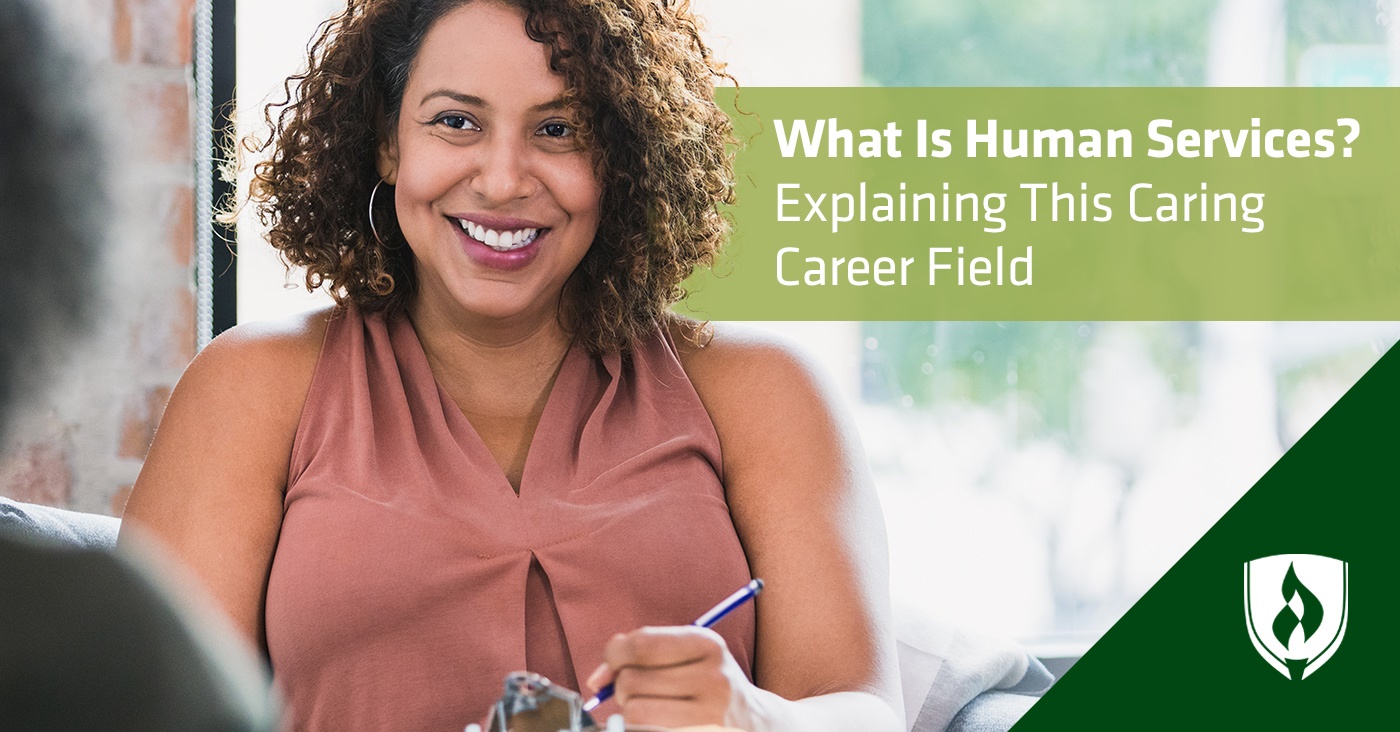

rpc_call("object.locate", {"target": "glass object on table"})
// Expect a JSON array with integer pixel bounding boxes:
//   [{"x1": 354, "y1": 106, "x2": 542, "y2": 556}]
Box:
[
  {"x1": 486, "y1": 671, "x2": 597, "y2": 732},
  {"x1": 473, "y1": 670, "x2": 739, "y2": 732}
]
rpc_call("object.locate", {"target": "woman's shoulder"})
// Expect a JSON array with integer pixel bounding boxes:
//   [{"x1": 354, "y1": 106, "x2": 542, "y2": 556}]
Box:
[
  {"x1": 666, "y1": 318, "x2": 825, "y2": 393},
  {"x1": 174, "y1": 305, "x2": 338, "y2": 422},
  {"x1": 200, "y1": 305, "x2": 335, "y2": 366},
  {"x1": 666, "y1": 318, "x2": 847, "y2": 466},
  {"x1": 193, "y1": 306, "x2": 334, "y2": 377}
]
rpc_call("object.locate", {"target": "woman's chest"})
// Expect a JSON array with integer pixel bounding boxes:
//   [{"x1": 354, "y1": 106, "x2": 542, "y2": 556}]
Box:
[{"x1": 264, "y1": 445, "x2": 756, "y2": 700}]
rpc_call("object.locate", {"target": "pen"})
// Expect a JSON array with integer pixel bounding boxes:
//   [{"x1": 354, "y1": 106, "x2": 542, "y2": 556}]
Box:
[{"x1": 581, "y1": 578, "x2": 764, "y2": 713}]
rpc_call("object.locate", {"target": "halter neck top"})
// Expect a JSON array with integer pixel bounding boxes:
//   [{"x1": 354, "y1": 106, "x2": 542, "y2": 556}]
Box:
[{"x1": 264, "y1": 306, "x2": 755, "y2": 731}]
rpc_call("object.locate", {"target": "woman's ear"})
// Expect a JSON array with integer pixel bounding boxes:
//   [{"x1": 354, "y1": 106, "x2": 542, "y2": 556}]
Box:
[{"x1": 377, "y1": 136, "x2": 399, "y2": 185}]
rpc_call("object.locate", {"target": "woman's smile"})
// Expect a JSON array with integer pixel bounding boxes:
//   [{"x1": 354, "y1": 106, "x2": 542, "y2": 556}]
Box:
[{"x1": 447, "y1": 212, "x2": 551, "y2": 272}]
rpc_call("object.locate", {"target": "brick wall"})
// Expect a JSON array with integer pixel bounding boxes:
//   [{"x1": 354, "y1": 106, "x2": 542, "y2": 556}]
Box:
[{"x1": 0, "y1": 0, "x2": 197, "y2": 516}]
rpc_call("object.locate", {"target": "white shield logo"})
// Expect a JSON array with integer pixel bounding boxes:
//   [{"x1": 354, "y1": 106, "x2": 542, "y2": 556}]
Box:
[{"x1": 1243, "y1": 554, "x2": 1348, "y2": 680}]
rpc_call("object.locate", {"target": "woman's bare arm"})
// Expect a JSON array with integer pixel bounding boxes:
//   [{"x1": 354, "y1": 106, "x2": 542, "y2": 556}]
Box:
[
  {"x1": 119, "y1": 311, "x2": 329, "y2": 652},
  {"x1": 677, "y1": 322, "x2": 904, "y2": 732}
]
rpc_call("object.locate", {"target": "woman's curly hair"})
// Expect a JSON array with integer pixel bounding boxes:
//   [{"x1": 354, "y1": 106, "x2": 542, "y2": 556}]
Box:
[{"x1": 237, "y1": 0, "x2": 735, "y2": 355}]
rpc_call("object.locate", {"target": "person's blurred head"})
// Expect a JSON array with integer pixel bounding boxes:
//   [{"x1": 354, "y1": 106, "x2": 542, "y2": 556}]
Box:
[{"x1": 0, "y1": 0, "x2": 103, "y2": 443}]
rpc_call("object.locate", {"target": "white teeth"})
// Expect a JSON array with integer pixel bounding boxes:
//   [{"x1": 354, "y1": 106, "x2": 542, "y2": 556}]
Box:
[{"x1": 456, "y1": 219, "x2": 541, "y2": 251}]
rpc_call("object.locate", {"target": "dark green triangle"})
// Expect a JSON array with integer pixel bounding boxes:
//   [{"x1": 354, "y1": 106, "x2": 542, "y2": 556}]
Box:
[{"x1": 1013, "y1": 343, "x2": 1397, "y2": 729}]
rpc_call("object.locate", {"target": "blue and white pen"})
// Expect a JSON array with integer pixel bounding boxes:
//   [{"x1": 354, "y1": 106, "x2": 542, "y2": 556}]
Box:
[{"x1": 581, "y1": 578, "x2": 764, "y2": 713}]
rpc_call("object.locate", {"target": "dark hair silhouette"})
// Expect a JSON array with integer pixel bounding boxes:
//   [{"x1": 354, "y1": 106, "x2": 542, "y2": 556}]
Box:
[{"x1": 0, "y1": 0, "x2": 104, "y2": 440}]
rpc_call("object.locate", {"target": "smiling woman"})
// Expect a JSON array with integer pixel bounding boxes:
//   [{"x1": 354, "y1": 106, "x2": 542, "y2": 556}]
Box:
[
  {"x1": 238, "y1": 0, "x2": 735, "y2": 356},
  {"x1": 379, "y1": 2, "x2": 603, "y2": 325},
  {"x1": 122, "y1": 2, "x2": 903, "y2": 731}
]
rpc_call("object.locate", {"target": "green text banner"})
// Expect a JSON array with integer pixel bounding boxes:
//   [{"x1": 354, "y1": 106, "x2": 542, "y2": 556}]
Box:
[{"x1": 678, "y1": 88, "x2": 1400, "y2": 320}]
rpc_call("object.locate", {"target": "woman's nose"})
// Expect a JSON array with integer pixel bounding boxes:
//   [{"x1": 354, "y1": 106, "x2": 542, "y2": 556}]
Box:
[{"x1": 470, "y1": 136, "x2": 536, "y2": 204}]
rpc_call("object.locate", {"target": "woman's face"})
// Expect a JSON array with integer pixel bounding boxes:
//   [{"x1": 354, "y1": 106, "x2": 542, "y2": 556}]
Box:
[{"x1": 379, "y1": 1, "x2": 602, "y2": 325}]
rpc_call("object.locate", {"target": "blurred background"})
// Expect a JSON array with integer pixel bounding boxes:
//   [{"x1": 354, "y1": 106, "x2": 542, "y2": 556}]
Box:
[{"x1": 5, "y1": 0, "x2": 1398, "y2": 658}]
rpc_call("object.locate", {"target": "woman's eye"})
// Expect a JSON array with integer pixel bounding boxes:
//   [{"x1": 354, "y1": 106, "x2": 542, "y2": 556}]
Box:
[
  {"x1": 435, "y1": 114, "x2": 477, "y2": 131},
  {"x1": 539, "y1": 122, "x2": 573, "y2": 138}
]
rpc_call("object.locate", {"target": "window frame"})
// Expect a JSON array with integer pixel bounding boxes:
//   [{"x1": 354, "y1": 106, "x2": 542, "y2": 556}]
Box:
[{"x1": 195, "y1": 0, "x2": 238, "y2": 348}]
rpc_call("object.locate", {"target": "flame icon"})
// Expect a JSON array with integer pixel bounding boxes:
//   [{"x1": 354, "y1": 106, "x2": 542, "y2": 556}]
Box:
[
  {"x1": 1245, "y1": 554, "x2": 1348, "y2": 681},
  {"x1": 1271, "y1": 562, "x2": 1323, "y2": 651}
]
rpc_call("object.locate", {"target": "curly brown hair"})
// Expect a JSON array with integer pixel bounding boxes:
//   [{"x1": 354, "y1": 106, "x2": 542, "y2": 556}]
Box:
[{"x1": 235, "y1": 0, "x2": 734, "y2": 355}]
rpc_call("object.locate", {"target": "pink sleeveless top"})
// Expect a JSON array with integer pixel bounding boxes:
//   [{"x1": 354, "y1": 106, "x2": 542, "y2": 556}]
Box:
[{"x1": 265, "y1": 306, "x2": 755, "y2": 731}]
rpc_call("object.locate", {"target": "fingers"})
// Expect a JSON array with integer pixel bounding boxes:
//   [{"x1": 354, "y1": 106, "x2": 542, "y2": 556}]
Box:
[
  {"x1": 617, "y1": 696, "x2": 723, "y2": 730},
  {"x1": 613, "y1": 662, "x2": 732, "y2": 729},
  {"x1": 601, "y1": 626, "x2": 725, "y2": 674},
  {"x1": 586, "y1": 662, "x2": 614, "y2": 692},
  {"x1": 612, "y1": 660, "x2": 728, "y2": 704},
  {"x1": 585, "y1": 626, "x2": 736, "y2": 729}
]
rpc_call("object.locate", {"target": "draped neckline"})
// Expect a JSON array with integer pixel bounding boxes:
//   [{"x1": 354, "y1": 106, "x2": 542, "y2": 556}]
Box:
[{"x1": 399, "y1": 313, "x2": 587, "y2": 499}]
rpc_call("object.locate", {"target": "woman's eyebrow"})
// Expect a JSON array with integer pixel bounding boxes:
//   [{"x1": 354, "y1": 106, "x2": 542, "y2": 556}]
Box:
[
  {"x1": 419, "y1": 91, "x2": 565, "y2": 114},
  {"x1": 529, "y1": 97, "x2": 567, "y2": 113},
  {"x1": 421, "y1": 89, "x2": 486, "y2": 108}
]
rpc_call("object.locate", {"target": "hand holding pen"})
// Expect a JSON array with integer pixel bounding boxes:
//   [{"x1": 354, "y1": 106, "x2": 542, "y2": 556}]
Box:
[{"x1": 582, "y1": 579, "x2": 764, "y2": 715}]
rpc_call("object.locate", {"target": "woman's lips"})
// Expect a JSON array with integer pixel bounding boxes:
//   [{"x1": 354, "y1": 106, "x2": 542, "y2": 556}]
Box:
[{"x1": 449, "y1": 216, "x2": 548, "y2": 271}]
